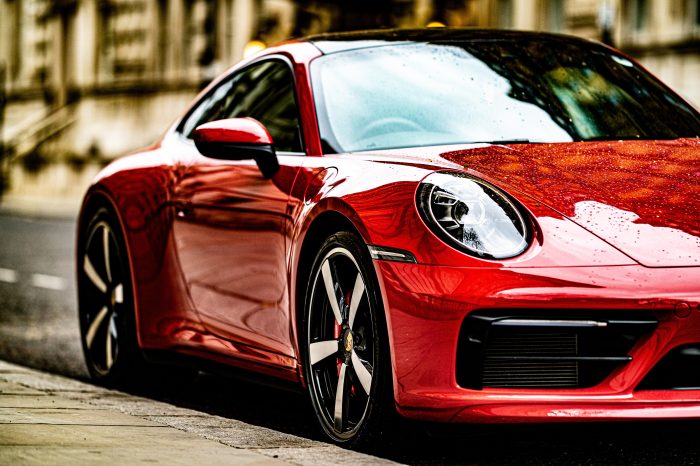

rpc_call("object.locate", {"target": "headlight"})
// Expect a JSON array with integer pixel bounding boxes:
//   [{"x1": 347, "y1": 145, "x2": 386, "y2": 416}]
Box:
[{"x1": 416, "y1": 172, "x2": 530, "y2": 259}]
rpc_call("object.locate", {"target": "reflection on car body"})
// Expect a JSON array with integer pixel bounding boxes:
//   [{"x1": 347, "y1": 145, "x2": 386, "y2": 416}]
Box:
[{"x1": 76, "y1": 28, "x2": 700, "y2": 447}]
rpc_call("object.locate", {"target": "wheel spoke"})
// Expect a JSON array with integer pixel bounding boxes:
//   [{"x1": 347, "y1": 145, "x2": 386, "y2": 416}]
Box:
[
  {"x1": 113, "y1": 283, "x2": 124, "y2": 304},
  {"x1": 83, "y1": 255, "x2": 107, "y2": 294},
  {"x1": 86, "y1": 306, "x2": 109, "y2": 349},
  {"x1": 310, "y1": 340, "x2": 339, "y2": 365},
  {"x1": 103, "y1": 226, "x2": 112, "y2": 284},
  {"x1": 351, "y1": 350, "x2": 372, "y2": 395},
  {"x1": 105, "y1": 316, "x2": 115, "y2": 368},
  {"x1": 309, "y1": 247, "x2": 377, "y2": 437},
  {"x1": 334, "y1": 363, "x2": 348, "y2": 431},
  {"x1": 321, "y1": 261, "x2": 343, "y2": 325},
  {"x1": 348, "y1": 273, "x2": 365, "y2": 329}
]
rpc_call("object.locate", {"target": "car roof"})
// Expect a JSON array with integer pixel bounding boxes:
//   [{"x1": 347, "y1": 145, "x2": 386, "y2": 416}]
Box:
[{"x1": 304, "y1": 28, "x2": 597, "y2": 54}]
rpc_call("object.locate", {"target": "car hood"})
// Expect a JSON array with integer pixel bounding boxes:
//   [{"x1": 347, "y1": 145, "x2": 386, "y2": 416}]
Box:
[{"x1": 429, "y1": 139, "x2": 700, "y2": 267}]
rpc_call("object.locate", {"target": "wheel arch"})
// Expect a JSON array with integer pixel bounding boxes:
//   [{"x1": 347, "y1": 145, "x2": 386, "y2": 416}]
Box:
[
  {"x1": 292, "y1": 209, "x2": 363, "y2": 372},
  {"x1": 292, "y1": 209, "x2": 398, "y2": 442},
  {"x1": 290, "y1": 204, "x2": 394, "y2": 395},
  {"x1": 77, "y1": 187, "x2": 143, "y2": 348}
]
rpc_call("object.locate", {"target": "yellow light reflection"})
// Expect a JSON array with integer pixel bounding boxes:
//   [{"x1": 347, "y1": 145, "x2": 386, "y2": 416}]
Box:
[{"x1": 243, "y1": 40, "x2": 266, "y2": 58}]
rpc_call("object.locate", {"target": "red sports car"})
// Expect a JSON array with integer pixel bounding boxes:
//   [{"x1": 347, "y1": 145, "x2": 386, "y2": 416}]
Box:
[{"x1": 77, "y1": 29, "x2": 700, "y2": 446}]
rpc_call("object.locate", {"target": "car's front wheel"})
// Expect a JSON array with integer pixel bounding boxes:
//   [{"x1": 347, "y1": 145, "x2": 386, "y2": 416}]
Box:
[{"x1": 303, "y1": 231, "x2": 392, "y2": 446}]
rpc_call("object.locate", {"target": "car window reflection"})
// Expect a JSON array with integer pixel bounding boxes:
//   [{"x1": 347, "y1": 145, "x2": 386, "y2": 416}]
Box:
[
  {"x1": 311, "y1": 41, "x2": 700, "y2": 153},
  {"x1": 181, "y1": 60, "x2": 303, "y2": 153}
]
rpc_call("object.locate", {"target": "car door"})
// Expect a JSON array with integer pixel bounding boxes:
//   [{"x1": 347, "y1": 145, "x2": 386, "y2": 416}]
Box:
[{"x1": 172, "y1": 58, "x2": 306, "y2": 363}]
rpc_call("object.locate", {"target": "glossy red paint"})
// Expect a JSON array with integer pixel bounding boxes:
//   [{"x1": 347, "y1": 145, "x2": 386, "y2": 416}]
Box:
[
  {"x1": 377, "y1": 260, "x2": 700, "y2": 422},
  {"x1": 172, "y1": 158, "x2": 300, "y2": 361},
  {"x1": 193, "y1": 117, "x2": 274, "y2": 145},
  {"x1": 438, "y1": 139, "x2": 700, "y2": 267},
  {"x1": 78, "y1": 31, "x2": 700, "y2": 426}
]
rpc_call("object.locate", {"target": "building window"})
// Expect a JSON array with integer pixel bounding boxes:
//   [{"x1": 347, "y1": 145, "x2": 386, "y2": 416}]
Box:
[
  {"x1": 546, "y1": 0, "x2": 565, "y2": 32},
  {"x1": 629, "y1": 0, "x2": 650, "y2": 31},
  {"x1": 497, "y1": 0, "x2": 513, "y2": 28},
  {"x1": 98, "y1": 0, "x2": 150, "y2": 79}
]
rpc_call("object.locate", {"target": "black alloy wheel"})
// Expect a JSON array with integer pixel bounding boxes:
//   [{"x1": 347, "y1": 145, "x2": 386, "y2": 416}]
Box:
[
  {"x1": 303, "y1": 232, "x2": 391, "y2": 446},
  {"x1": 78, "y1": 205, "x2": 199, "y2": 388},
  {"x1": 78, "y1": 206, "x2": 141, "y2": 385}
]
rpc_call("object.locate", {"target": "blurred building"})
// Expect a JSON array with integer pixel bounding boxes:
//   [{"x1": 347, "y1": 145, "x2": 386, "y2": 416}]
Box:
[
  {"x1": 0, "y1": 0, "x2": 698, "y2": 168},
  {"x1": 0, "y1": 0, "x2": 263, "y2": 162}
]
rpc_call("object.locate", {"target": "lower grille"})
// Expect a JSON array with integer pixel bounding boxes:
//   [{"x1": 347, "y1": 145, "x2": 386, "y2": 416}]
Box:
[
  {"x1": 457, "y1": 310, "x2": 657, "y2": 390},
  {"x1": 482, "y1": 333, "x2": 578, "y2": 387},
  {"x1": 637, "y1": 344, "x2": 700, "y2": 390}
]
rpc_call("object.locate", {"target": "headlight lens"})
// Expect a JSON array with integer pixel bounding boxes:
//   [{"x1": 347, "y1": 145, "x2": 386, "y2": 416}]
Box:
[{"x1": 416, "y1": 172, "x2": 530, "y2": 259}]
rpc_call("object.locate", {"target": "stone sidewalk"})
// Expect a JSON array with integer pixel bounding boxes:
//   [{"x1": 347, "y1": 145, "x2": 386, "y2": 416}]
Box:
[{"x1": 0, "y1": 360, "x2": 398, "y2": 465}]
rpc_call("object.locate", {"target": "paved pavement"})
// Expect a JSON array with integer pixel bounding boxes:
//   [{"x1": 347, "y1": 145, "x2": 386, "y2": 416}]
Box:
[{"x1": 0, "y1": 360, "x2": 397, "y2": 466}]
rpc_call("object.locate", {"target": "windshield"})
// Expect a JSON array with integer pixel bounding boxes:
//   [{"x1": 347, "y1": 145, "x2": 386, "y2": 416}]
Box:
[{"x1": 311, "y1": 40, "x2": 700, "y2": 153}]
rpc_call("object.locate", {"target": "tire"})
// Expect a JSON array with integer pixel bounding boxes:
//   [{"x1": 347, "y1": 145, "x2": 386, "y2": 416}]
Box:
[
  {"x1": 78, "y1": 206, "x2": 142, "y2": 385},
  {"x1": 78, "y1": 205, "x2": 197, "y2": 388},
  {"x1": 302, "y1": 231, "x2": 393, "y2": 447}
]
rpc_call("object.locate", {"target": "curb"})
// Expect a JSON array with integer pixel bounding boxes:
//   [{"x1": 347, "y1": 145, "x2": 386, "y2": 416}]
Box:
[{"x1": 0, "y1": 360, "x2": 399, "y2": 465}]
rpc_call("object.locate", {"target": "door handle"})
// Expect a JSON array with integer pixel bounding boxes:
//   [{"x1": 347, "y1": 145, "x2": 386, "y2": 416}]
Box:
[{"x1": 175, "y1": 202, "x2": 193, "y2": 218}]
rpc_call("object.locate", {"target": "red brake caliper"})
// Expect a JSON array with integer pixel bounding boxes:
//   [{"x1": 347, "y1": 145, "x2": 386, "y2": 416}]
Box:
[
  {"x1": 342, "y1": 288, "x2": 356, "y2": 396},
  {"x1": 335, "y1": 320, "x2": 342, "y2": 376}
]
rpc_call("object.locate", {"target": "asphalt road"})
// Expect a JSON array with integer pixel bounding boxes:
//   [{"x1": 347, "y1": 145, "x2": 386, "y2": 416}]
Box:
[{"x1": 2, "y1": 211, "x2": 700, "y2": 465}]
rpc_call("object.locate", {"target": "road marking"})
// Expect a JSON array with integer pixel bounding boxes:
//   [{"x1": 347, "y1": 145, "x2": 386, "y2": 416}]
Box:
[
  {"x1": 0, "y1": 268, "x2": 18, "y2": 284},
  {"x1": 0, "y1": 268, "x2": 67, "y2": 290},
  {"x1": 31, "y1": 273, "x2": 67, "y2": 291}
]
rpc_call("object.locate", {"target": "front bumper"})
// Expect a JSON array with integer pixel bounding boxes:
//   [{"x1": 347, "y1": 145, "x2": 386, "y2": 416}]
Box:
[{"x1": 375, "y1": 261, "x2": 700, "y2": 423}]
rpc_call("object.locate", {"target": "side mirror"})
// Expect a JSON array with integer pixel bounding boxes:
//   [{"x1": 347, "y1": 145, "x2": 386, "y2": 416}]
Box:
[{"x1": 193, "y1": 117, "x2": 280, "y2": 178}]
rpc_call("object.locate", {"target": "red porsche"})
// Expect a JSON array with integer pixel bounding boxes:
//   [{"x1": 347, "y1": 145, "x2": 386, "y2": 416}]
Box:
[{"x1": 77, "y1": 29, "x2": 700, "y2": 446}]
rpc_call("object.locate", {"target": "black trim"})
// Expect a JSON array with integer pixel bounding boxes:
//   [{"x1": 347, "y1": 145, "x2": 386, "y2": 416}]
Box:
[
  {"x1": 142, "y1": 349, "x2": 303, "y2": 394},
  {"x1": 457, "y1": 310, "x2": 657, "y2": 390},
  {"x1": 193, "y1": 141, "x2": 279, "y2": 178},
  {"x1": 637, "y1": 344, "x2": 700, "y2": 390},
  {"x1": 306, "y1": 28, "x2": 599, "y2": 54}
]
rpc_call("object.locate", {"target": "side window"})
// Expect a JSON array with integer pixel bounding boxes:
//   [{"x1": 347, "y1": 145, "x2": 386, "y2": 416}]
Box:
[
  {"x1": 179, "y1": 78, "x2": 236, "y2": 138},
  {"x1": 179, "y1": 60, "x2": 304, "y2": 153},
  {"x1": 225, "y1": 61, "x2": 303, "y2": 153}
]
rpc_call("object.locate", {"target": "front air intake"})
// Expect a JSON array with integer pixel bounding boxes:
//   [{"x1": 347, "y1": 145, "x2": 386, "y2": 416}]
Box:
[
  {"x1": 637, "y1": 344, "x2": 700, "y2": 390},
  {"x1": 457, "y1": 311, "x2": 657, "y2": 390},
  {"x1": 482, "y1": 332, "x2": 579, "y2": 388}
]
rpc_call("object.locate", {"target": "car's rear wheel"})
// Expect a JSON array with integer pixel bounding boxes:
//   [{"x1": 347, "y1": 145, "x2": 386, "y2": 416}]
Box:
[
  {"x1": 303, "y1": 231, "x2": 392, "y2": 446},
  {"x1": 78, "y1": 206, "x2": 149, "y2": 385},
  {"x1": 78, "y1": 205, "x2": 199, "y2": 388}
]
